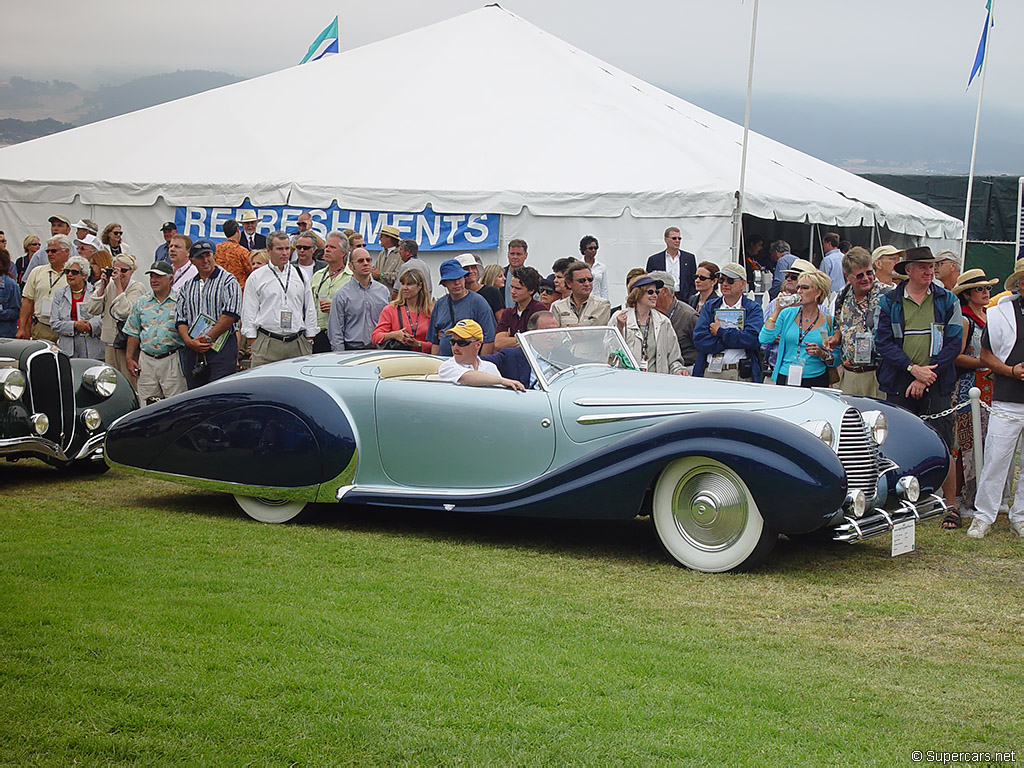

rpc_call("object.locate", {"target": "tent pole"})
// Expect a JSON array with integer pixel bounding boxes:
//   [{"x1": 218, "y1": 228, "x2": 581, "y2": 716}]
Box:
[
  {"x1": 733, "y1": 0, "x2": 760, "y2": 264},
  {"x1": 962, "y1": 0, "x2": 994, "y2": 261}
]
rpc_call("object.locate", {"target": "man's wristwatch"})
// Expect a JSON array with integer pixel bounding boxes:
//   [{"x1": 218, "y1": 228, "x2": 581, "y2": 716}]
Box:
[{"x1": 907, "y1": 364, "x2": 914, "y2": 373}]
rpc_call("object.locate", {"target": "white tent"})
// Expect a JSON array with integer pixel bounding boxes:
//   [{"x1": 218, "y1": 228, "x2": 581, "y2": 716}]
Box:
[{"x1": 0, "y1": 4, "x2": 961, "y2": 298}]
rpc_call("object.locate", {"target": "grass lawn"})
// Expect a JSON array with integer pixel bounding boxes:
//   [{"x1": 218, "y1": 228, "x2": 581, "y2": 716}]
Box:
[{"x1": 1, "y1": 460, "x2": 1022, "y2": 765}]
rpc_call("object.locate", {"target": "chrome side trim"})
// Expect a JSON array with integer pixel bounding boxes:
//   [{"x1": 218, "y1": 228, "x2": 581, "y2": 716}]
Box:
[
  {"x1": 573, "y1": 397, "x2": 763, "y2": 407},
  {"x1": 73, "y1": 433, "x2": 107, "y2": 461},
  {"x1": 335, "y1": 485, "x2": 355, "y2": 500},
  {"x1": 103, "y1": 459, "x2": 321, "y2": 503},
  {"x1": 576, "y1": 410, "x2": 697, "y2": 425}
]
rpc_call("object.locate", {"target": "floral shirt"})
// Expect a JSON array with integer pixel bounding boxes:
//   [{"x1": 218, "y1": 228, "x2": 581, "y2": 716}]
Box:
[
  {"x1": 835, "y1": 282, "x2": 888, "y2": 365},
  {"x1": 215, "y1": 240, "x2": 253, "y2": 291},
  {"x1": 123, "y1": 291, "x2": 183, "y2": 356}
]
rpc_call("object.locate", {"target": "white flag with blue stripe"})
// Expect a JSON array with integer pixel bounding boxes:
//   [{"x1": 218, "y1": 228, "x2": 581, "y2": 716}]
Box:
[{"x1": 301, "y1": 17, "x2": 339, "y2": 64}]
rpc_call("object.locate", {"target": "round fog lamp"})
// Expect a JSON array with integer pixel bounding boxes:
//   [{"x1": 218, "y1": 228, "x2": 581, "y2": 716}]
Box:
[
  {"x1": 82, "y1": 365, "x2": 118, "y2": 398},
  {"x1": 30, "y1": 413, "x2": 49, "y2": 436},
  {"x1": 896, "y1": 476, "x2": 920, "y2": 503},
  {"x1": 844, "y1": 489, "x2": 867, "y2": 518},
  {"x1": 82, "y1": 408, "x2": 102, "y2": 432},
  {"x1": 1, "y1": 368, "x2": 26, "y2": 401}
]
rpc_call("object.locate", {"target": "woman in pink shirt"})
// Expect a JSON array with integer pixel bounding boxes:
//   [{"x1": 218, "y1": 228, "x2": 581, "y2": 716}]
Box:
[{"x1": 372, "y1": 268, "x2": 433, "y2": 352}]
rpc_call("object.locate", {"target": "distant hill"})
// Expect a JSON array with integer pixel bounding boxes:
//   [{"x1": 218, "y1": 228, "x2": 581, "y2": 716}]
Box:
[
  {"x1": 75, "y1": 70, "x2": 244, "y2": 125},
  {"x1": 0, "y1": 70, "x2": 244, "y2": 144}
]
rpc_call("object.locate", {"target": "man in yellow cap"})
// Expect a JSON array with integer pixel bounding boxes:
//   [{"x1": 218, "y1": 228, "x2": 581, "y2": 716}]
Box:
[{"x1": 437, "y1": 319, "x2": 525, "y2": 390}]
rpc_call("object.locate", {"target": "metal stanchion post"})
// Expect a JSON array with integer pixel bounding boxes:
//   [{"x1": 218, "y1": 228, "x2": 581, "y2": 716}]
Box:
[{"x1": 970, "y1": 386, "x2": 983, "y2": 472}]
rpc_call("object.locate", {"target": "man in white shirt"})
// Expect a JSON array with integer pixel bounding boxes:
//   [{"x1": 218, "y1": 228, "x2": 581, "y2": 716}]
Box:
[
  {"x1": 169, "y1": 235, "x2": 198, "y2": 293},
  {"x1": 241, "y1": 231, "x2": 317, "y2": 367},
  {"x1": 437, "y1": 319, "x2": 525, "y2": 390}
]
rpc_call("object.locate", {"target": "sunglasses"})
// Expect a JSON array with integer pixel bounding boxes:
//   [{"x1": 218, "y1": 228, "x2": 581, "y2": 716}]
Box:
[
  {"x1": 668, "y1": 236, "x2": 682, "y2": 241},
  {"x1": 695, "y1": 273, "x2": 717, "y2": 281},
  {"x1": 62, "y1": 269, "x2": 83, "y2": 276},
  {"x1": 115, "y1": 267, "x2": 131, "y2": 273},
  {"x1": 452, "y1": 338, "x2": 476, "y2": 347},
  {"x1": 972, "y1": 285, "x2": 992, "y2": 293},
  {"x1": 645, "y1": 289, "x2": 658, "y2": 295},
  {"x1": 721, "y1": 276, "x2": 741, "y2": 285},
  {"x1": 585, "y1": 245, "x2": 598, "y2": 251},
  {"x1": 110, "y1": 231, "x2": 123, "y2": 236},
  {"x1": 45, "y1": 248, "x2": 60, "y2": 253},
  {"x1": 295, "y1": 245, "x2": 313, "y2": 250},
  {"x1": 852, "y1": 269, "x2": 874, "y2": 280},
  {"x1": 784, "y1": 274, "x2": 798, "y2": 281},
  {"x1": 575, "y1": 276, "x2": 594, "y2": 283}
]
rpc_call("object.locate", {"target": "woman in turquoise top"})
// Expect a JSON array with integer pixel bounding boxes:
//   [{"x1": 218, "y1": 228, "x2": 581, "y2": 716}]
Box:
[{"x1": 759, "y1": 269, "x2": 837, "y2": 387}]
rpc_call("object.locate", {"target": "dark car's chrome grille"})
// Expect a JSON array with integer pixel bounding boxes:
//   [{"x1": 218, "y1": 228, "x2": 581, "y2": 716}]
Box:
[
  {"x1": 27, "y1": 348, "x2": 75, "y2": 450},
  {"x1": 837, "y1": 408, "x2": 879, "y2": 497}
]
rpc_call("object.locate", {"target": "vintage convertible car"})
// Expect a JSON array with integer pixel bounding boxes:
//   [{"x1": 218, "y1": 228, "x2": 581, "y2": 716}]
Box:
[
  {"x1": 104, "y1": 327, "x2": 949, "y2": 572},
  {"x1": 1, "y1": 338, "x2": 138, "y2": 470}
]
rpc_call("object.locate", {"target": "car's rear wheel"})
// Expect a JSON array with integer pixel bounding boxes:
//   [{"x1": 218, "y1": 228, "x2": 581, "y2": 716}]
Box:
[
  {"x1": 652, "y1": 457, "x2": 776, "y2": 572},
  {"x1": 233, "y1": 495, "x2": 308, "y2": 524}
]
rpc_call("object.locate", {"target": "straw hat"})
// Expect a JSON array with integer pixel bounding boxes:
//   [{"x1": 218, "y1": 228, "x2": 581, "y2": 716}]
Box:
[
  {"x1": 952, "y1": 268, "x2": 998, "y2": 295},
  {"x1": 1004, "y1": 259, "x2": 1024, "y2": 292}
]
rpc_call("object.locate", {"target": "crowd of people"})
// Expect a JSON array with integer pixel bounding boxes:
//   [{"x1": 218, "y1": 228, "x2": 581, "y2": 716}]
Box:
[{"x1": 2, "y1": 216, "x2": 1022, "y2": 539}]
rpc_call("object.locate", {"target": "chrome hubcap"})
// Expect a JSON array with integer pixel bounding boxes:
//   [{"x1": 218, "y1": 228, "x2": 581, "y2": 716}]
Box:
[{"x1": 672, "y1": 468, "x2": 747, "y2": 551}]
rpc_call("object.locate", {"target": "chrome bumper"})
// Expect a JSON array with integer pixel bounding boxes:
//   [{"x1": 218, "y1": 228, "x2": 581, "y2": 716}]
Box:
[
  {"x1": 833, "y1": 493, "x2": 949, "y2": 543},
  {"x1": 0, "y1": 432, "x2": 106, "y2": 463}
]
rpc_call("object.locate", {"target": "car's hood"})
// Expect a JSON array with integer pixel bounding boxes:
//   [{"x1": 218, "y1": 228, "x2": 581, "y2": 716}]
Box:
[{"x1": 555, "y1": 367, "x2": 816, "y2": 443}]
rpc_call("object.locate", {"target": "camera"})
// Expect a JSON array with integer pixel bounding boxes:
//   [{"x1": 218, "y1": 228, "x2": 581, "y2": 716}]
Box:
[{"x1": 103, "y1": 267, "x2": 114, "y2": 278}]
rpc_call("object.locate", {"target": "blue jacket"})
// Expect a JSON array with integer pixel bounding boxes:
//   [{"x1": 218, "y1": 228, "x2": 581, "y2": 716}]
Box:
[
  {"x1": 482, "y1": 347, "x2": 533, "y2": 388},
  {"x1": 0, "y1": 275, "x2": 21, "y2": 337},
  {"x1": 875, "y1": 281, "x2": 962, "y2": 396},
  {"x1": 692, "y1": 294, "x2": 764, "y2": 382}
]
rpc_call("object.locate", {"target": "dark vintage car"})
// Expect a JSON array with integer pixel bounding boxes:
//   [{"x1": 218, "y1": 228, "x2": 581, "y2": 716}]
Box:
[
  {"x1": 104, "y1": 327, "x2": 950, "y2": 572},
  {"x1": 0, "y1": 339, "x2": 138, "y2": 470}
]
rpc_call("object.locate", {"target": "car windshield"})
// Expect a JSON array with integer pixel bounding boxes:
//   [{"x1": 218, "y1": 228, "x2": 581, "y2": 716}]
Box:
[{"x1": 519, "y1": 326, "x2": 639, "y2": 389}]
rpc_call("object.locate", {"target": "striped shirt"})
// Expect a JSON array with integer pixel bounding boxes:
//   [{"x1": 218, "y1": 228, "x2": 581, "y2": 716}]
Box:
[{"x1": 175, "y1": 266, "x2": 241, "y2": 334}]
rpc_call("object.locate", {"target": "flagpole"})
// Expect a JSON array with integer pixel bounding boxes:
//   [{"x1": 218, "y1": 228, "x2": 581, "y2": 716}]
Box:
[
  {"x1": 733, "y1": 0, "x2": 759, "y2": 263},
  {"x1": 962, "y1": 0, "x2": 994, "y2": 259}
]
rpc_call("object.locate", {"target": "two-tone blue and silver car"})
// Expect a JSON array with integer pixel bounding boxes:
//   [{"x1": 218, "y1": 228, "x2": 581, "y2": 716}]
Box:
[{"x1": 104, "y1": 326, "x2": 950, "y2": 572}]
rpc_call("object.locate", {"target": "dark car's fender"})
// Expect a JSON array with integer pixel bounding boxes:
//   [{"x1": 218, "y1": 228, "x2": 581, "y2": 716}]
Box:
[
  {"x1": 343, "y1": 410, "x2": 847, "y2": 535},
  {"x1": 839, "y1": 394, "x2": 949, "y2": 496},
  {"x1": 104, "y1": 375, "x2": 356, "y2": 496}
]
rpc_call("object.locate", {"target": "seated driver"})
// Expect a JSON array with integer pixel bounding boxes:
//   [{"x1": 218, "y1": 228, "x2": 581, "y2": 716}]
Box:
[{"x1": 437, "y1": 319, "x2": 526, "y2": 391}]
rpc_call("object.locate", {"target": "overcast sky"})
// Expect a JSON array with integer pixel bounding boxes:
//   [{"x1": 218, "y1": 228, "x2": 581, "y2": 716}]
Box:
[{"x1": 5, "y1": 0, "x2": 1019, "y2": 117}]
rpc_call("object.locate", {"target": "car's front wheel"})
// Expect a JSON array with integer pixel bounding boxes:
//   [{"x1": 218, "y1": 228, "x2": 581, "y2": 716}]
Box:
[
  {"x1": 652, "y1": 457, "x2": 776, "y2": 572},
  {"x1": 233, "y1": 495, "x2": 308, "y2": 524}
]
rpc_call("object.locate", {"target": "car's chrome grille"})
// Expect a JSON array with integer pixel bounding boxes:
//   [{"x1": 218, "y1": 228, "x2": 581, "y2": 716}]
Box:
[
  {"x1": 27, "y1": 349, "x2": 75, "y2": 450},
  {"x1": 837, "y1": 408, "x2": 879, "y2": 497}
]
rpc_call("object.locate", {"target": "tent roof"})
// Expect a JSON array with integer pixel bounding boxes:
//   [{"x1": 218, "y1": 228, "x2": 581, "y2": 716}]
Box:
[{"x1": 0, "y1": 4, "x2": 961, "y2": 238}]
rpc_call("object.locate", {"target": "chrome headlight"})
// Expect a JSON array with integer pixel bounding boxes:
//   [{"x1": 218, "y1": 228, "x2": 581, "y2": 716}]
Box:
[
  {"x1": 862, "y1": 410, "x2": 888, "y2": 445},
  {"x1": 30, "y1": 412, "x2": 49, "y2": 435},
  {"x1": 896, "y1": 476, "x2": 920, "y2": 503},
  {"x1": 82, "y1": 365, "x2": 118, "y2": 398},
  {"x1": 1, "y1": 368, "x2": 26, "y2": 401},
  {"x1": 800, "y1": 420, "x2": 835, "y2": 448},
  {"x1": 82, "y1": 408, "x2": 102, "y2": 432}
]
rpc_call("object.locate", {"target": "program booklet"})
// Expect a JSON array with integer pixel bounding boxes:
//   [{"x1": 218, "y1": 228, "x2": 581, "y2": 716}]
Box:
[
  {"x1": 714, "y1": 307, "x2": 745, "y2": 329},
  {"x1": 188, "y1": 313, "x2": 228, "y2": 353}
]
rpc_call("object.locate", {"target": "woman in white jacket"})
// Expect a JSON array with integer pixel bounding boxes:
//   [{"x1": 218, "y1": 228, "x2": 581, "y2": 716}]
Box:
[
  {"x1": 84, "y1": 252, "x2": 146, "y2": 388},
  {"x1": 50, "y1": 254, "x2": 104, "y2": 360},
  {"x1": 614, "y1": 274, "x2": 688, "y2": 375}
]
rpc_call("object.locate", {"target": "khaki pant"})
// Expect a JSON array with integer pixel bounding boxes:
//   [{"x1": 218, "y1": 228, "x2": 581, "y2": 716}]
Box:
[
  {"x1": 838, "y1": 367, "x2": 882, "y2": 398},
  {"x1": 31, "y1": 319, "x2": 59, "y2": 342},
  {"x1": 138, "y1": 350, "x2": 188, "y2": 403},
  {"x1": 105, "y1": 344, "x2": 138, "y2": 392},
  {"x1": 703, "y1": 368, "x2": 752, "y2": 382},
  {"x1": 250, "y1": 333, "x2": 313, "y2": 368}
]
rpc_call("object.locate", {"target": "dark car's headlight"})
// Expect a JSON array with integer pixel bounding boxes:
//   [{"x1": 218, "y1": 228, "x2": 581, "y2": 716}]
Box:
[
  {"x1": 82, "y1": 365, "x2": 118, "y2": 398},
  {"x1": 0, "y1": 368, "x2": 26, "y2": 401},
  {"x1": 801, "y1": 419, "x2": 835, "y2": 449},
  {"x1": 861, "y1": 410, "x2": 888, "y2": 445}
]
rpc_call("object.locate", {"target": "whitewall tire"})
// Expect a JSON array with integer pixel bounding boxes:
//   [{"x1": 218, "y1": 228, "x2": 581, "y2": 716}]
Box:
[
  {"x1": 233, "y1": 494, "x2": 308, "y2": 524},
  {"x1": 652, "y1": 457, "x2": 776, "y2": 572}
]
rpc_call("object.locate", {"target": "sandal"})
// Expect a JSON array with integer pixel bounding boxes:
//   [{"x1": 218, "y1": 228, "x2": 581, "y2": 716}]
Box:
[{"x1": 941, "y1": 509, "x2": 962, "y2": 529}]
